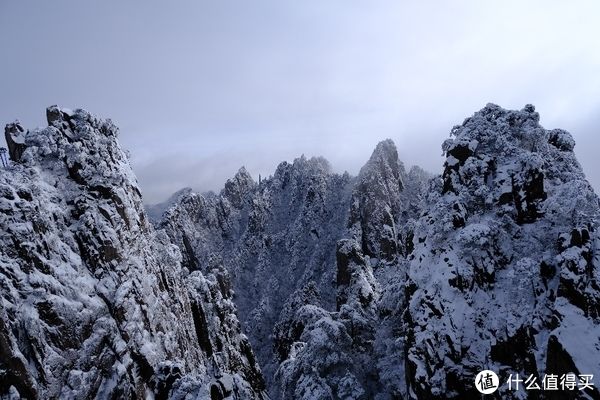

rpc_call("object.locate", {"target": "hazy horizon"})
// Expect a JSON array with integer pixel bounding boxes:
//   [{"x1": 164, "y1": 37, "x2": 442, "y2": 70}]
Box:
[{"x1": 2, "y1": 1, "x2": 599, "y2": 203}]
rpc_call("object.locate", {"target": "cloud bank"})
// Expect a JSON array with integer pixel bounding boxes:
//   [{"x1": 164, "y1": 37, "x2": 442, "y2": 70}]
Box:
[{"x1": 1, "y1": 1, "x2": 599, "y2": 203}]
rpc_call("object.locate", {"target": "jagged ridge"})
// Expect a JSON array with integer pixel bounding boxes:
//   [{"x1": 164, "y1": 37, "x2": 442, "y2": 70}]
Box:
[
  {"x1": 3, "y1": 102, "x2": 600, "y2": 400},
  {"x1": 161, "y1": 104, "x2": 600, "y2": 400},
  {"x1": 0, "y1": 107, "x2": 267, "y2": 399}
]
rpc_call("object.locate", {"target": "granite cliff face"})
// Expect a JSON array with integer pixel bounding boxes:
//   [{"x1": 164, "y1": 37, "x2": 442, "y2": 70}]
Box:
[
  {"x1": 2, "y1": 104, "x2": 599, "y2": 399},
  {"x1": 0, "y1": 107, "x2": 266, "y2": 399}
]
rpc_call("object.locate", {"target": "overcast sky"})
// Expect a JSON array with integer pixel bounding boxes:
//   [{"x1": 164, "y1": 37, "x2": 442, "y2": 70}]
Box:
[{"x1": 1, "y1": 1, "x2": 599, "y2": 203}]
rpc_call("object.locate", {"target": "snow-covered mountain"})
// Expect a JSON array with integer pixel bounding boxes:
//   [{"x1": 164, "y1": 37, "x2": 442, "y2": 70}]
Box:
[
  {"x1": 146, "y1": 187, "x2": 194, "y2": 224},
  {"x1": 161, "y1": 104, "x2": 600, "y2": 400},
  {"x1": 0, "y1": 107, "x2": 266, "y2": 399},
  {"x1": 404, "y1": 104, "x2": 600, "y2": 399},
  {"x1": 2, "y1": 103, "x2": 599, "y2": 399},
  {"x1": 158, "y1": 156, "x2": 359, "y2": 388}
]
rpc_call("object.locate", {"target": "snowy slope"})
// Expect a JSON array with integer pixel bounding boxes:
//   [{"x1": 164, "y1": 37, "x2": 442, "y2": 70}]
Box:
[{"x1": 0, "y1": 107, "x2": 267, "y2": 399}]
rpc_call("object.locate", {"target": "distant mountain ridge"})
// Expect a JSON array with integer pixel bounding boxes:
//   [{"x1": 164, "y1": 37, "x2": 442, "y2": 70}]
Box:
[{"x1": 146, "y1": 187, "x2": 194, "y2": 223}]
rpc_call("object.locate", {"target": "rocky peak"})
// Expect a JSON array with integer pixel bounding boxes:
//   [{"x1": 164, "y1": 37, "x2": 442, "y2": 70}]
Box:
[
  {"x1": 406, "y1": 104, "x2": 600, "y2": 399},
  {"x1": 361, "y1": 139, "x2": 405, "y2": 187},
  {"x1": 161, "y1": 152, "x2": 355, "y2": 395},
  {"x1": 349, "y1": 139, "x2": 407, "y2": 262},
  {"x1": 45, "y1": 105, "x2": 75, "y2": 127},
  {"x1": 271, "y1": 156, "x2": 332, "y2": 192},
  {"x1": 0, "y1": 106, "x2": 267, "y2": 399},
  {"x1": 145, "y1": 187, "x2": 194, "y2": 223},
  {"x1": 290, "y1": 155, "x2": 332, "y2": 174},
  {"x1": 222, "y1": 166, "x2": 256, "y2": 209},
  {"x1": 356, "y1": 139, "x2": 405, "y2": 205},
  {"x1": 406, "y1": 164, "x2": 431, "y2": 184},
  {"x1": 440, "y1": 103, "x2": 593, "y2": 226}
]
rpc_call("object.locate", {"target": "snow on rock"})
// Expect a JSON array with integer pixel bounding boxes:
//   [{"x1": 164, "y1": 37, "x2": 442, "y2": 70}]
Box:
[
  {"x1": 4, "y1": 122, "x2": 27, "y2": 162},
  {"x1": 166, "y1": 104, "x2": 600, "y2": 399},
  {"x1": 0, "y1": 106, "x2": 267, "y2": 399},
  {"x1": 145, "y1": 187, "x2": 193, "y2": 224},
  {"x1": 273, "y1": 238, "x2": 382, "y2": 399},
  {"x1": 19, "y1": 101, "x2": 597, "y2": 399},
  {"x1": 161, "y1": 136, "x2": 430, "y2": 399},
  {"x1": 160, "y1": 155, "x2": 356, "y2": 393},
  {"x1": 348, "y1": 139, "x2": 407, "y2": 263},
  {"x1": 271, "y1": 139, "x2": 427, "y2": 399},
  {"x1": 406, "y1": 104, "x2": 600, "y2": 399}
]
